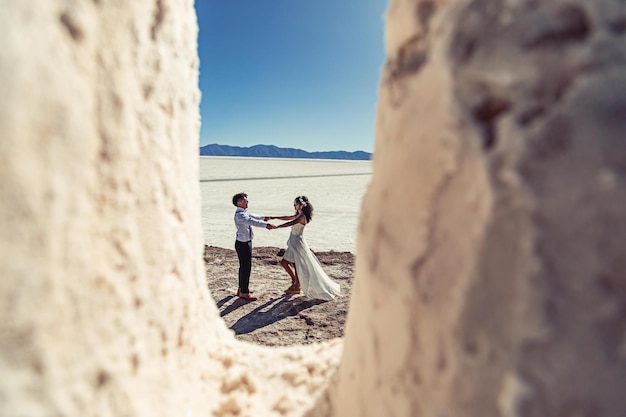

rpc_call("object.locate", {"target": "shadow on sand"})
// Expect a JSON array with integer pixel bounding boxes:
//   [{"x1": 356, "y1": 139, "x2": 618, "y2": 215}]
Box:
[
  {"x1": 223, "y1": 295, "x2": 326, "y2": 335},
  {"x1": 217, "y1": 295, "x2": 251, "y2": 317}
]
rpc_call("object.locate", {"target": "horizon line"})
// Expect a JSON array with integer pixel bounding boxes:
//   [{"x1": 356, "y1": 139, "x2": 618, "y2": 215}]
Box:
[{"x1": 199, "y1": 143, "x2": 373, "y2": 154}]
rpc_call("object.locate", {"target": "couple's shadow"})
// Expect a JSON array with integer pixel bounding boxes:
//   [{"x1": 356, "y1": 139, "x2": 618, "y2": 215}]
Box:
[{"x1": 217, "y1": 294, "x2": 324, "y2": 335}]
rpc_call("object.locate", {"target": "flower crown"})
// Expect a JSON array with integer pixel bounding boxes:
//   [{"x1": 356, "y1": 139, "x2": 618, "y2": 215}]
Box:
[{"x1": 297, "y1": 196, "x2": 307, "y2": 207}]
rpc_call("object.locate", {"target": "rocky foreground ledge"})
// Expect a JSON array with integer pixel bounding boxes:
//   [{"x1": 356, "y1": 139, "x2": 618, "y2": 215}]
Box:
[{"x1": 204, "y1": 245, "x2": 355, "y2": 346}]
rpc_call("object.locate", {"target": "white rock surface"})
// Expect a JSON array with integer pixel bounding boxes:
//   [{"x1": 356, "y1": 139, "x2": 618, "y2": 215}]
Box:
[
  {"x1": 312, "y1": 0, "x2": 626, "y2": 416},
  {"x1": 0, "y1": 1, "x2": 340, "y2": 416}
]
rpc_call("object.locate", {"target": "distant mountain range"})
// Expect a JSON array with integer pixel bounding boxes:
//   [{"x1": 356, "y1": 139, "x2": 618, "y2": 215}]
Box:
[{"x1": 199, "y1": 144, "x2": 372, "y2": 161}]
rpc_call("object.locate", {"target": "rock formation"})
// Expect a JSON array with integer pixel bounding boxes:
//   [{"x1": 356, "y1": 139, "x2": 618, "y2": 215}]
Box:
[
  {"x1": 0, "y1": 1, "x2": 339, "y2": 416},
  {"x1": 1, "y1": 0, "x2": 624, "y2": 416},
  {"x1": 315, "y1": 0, "x2": 626, "y2": 416}
]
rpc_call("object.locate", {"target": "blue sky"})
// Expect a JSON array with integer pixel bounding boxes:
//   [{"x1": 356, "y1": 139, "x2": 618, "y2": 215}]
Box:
[{"x1": 195, "y1": 1, "x2": 388, "y2": 153}]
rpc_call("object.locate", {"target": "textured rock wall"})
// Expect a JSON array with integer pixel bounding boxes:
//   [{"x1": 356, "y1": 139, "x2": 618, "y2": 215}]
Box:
[
  {"x1": 314, "y1": 0, "x2": 626, "y2": 416},
  {"x1": 0, "y1": 0, "x2": 220, "y2": 414},
  {"x1": 0, "y1": 1, "x2": 340, "y2": 416}
]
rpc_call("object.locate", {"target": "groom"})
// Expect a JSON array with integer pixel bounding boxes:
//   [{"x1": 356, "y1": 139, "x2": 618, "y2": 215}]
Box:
[{"x1": 232, "y1": 192, "x2": 274, "y2": 301}]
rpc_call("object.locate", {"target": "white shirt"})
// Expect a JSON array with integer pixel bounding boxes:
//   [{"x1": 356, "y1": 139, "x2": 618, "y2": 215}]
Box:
[{"x1": 234, "y1": 207, "x2": 267, "y2": 242}]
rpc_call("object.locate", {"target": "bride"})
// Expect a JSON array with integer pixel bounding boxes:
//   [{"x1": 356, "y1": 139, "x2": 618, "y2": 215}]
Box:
[{"x1": 267, "y1": 196, "x2": 341, "y2": 301}]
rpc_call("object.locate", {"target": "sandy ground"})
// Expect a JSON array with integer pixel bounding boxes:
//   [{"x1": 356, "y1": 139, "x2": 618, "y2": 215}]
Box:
[{"x1": 204, "y1": 245, "x2": 354, "y2": 346}]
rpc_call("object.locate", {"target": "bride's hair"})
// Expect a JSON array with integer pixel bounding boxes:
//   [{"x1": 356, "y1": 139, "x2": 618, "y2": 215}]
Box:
[{"x1": 295, "y1": 195, "x2": 313, "y2": 222}]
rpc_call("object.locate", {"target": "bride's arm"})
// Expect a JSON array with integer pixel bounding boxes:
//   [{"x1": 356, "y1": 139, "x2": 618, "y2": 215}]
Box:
[
  {"x1": 276, "y1": 214, "x2": 305, "y2": 228},
  {"x1": 267, "y1": 214, "x2": 297, "y2": 221}
]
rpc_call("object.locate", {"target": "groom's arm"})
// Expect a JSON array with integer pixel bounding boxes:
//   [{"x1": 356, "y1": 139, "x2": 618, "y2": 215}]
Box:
[{"x1": 240, "y1": 211, "x2": 268, "y2": 228}]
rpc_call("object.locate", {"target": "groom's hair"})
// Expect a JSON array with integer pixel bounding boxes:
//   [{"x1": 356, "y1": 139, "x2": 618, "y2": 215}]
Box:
[{"x1": 232, "y1": 192, "x2": 247, "y2": 206}]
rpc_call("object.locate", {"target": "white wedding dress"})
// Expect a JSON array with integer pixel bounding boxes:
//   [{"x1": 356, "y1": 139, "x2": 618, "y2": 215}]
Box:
[{"x1": 282, "y1": 223, "x2": 341, "y2": 301}]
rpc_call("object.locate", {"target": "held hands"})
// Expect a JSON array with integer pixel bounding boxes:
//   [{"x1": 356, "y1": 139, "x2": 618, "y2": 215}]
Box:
[{"x1": 264, "y1": 216, "x2": 277, "y2": 230}]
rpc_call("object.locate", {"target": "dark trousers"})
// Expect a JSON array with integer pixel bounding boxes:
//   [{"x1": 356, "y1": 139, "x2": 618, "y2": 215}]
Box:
[{"x1": 235, "y1": 240, "x2": 252, "y2": 293}]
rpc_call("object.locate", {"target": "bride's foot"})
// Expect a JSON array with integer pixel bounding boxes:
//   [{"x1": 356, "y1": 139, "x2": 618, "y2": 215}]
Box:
[{"x1": 285, "y1": 286, "x2": 301, "y2": 294}]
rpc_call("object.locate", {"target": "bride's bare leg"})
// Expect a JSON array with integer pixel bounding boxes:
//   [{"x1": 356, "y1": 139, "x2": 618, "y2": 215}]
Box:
[
  {"x1": 293, "y1": 266, "x2": 300, "y2": 290},
  {"x1": 280, "y1": 259, "x2": 300, "y2": 293},
  {"x1": 281, "y1": 259, "x2": 297, "y2": 286}
]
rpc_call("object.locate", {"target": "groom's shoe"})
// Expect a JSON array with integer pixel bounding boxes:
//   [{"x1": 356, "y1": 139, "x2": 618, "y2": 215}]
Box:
[
  {"x1": 238, "y1": 292, "x2": 257, "y2": 301},
  {"x1": 236, "y1": 287, "x2": 254, "y2": 297}
]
